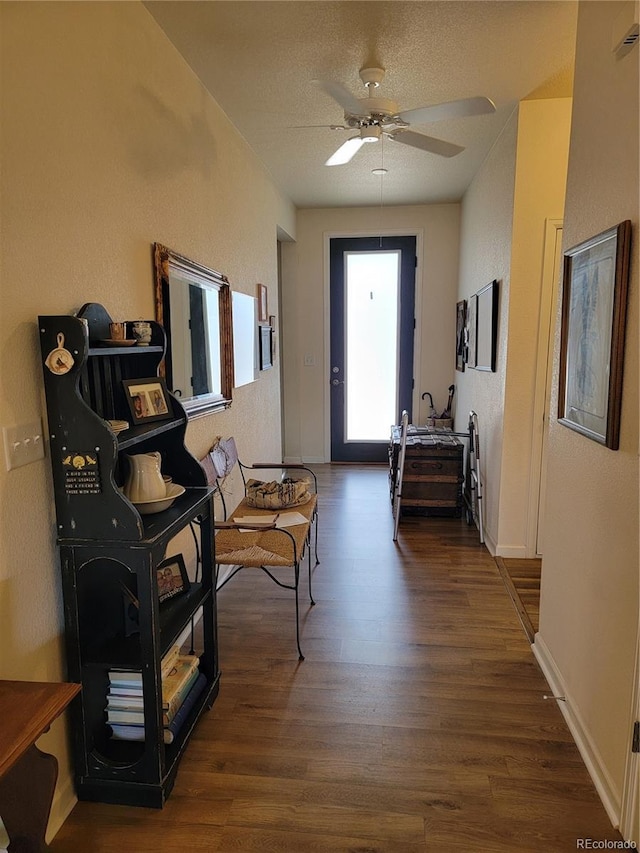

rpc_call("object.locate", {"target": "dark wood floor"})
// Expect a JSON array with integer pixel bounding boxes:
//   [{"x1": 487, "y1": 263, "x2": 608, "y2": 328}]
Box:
[
  {"x1": 495, "y1": 557, "x2": 542, "y2": 643},
  {"x1": 50, "y1": 465, "x2": 621, "y2": 852}
]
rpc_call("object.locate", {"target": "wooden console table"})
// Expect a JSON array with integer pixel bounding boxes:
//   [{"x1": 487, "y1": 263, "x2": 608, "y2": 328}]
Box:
[{"x1": 0, "y1": 680, "x2": 80, "y2": 852}]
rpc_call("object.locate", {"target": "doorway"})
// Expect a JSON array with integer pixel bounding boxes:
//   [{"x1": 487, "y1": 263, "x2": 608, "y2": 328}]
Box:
[{"x1": 329, "y1": 236, "x2": 416, "y2": 462}]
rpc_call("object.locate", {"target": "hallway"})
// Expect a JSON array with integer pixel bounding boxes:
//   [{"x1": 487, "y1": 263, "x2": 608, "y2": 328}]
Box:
[{"x1": 51, "y1": 465, "x2": 622, "y2": 852}]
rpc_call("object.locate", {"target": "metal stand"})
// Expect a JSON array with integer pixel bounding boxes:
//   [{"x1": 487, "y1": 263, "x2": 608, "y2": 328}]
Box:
[{"x1": 392, "y1": 410, "x2": 409, "y2": 542}]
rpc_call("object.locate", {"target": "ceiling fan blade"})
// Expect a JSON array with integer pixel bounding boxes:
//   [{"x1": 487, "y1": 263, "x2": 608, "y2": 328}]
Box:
[
  {"x1": 388, "y1": 130, "x2": 464, "y2": 158},
  {"x1": 325, "y1": 136, "x2": 367, "y2": 166},
  {"x1": 399, "y1": 96, "x2": 496, "y2": 126},
  {"x1": 319, "y1": 80, "x2": 366, "y2": 116}
]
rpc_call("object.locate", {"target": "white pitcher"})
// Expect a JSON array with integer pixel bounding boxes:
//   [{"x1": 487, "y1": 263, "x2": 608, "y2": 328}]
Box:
[{"x1": 123, "y1": 451, "x2": 166, "y2": 503}]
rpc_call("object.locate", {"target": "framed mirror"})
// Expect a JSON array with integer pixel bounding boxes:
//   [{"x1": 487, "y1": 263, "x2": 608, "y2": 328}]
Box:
[{"x1": 153, "y1": 243, "x2": 234, "y2": 417}]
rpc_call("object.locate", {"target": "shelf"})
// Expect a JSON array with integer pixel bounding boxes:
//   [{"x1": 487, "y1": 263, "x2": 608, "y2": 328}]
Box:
[
  {"x1": 82, "y1": 583, "x2": 211, "y2": 667},
  {"x1": 116, "y1": 418, "x2": 185, "y2": 450},
  {"x1": 88, "y1": 345, "x2": 165, "y2": 357},
  {"x1": 139, "y1": 487, "x2": 214, "y2": 545}
]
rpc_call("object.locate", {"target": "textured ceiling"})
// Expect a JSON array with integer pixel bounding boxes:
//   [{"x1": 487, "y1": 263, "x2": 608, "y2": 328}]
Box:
[{"x1": 145, "y1": 1, "x2": 578, "y2": 208}]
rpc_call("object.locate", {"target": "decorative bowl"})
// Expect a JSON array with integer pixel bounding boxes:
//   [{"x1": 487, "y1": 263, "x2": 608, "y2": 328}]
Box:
[{"x1": 133, "y1": 483, "x2": 185, "y2": 515}]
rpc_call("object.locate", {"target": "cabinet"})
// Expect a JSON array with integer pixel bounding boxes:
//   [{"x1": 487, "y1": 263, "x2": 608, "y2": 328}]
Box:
[
  {"x1": 389, "y1": 427, "x2": 464, "y2": 516},
  {"x1": 38, "y1": 303, "x2": 220, "y2": 808}
]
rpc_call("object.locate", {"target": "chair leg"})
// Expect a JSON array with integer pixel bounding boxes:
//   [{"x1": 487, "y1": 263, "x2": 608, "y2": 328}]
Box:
[
  {"x1": 308, "y1": 540, "x2": 315, "y2": 606},
  {"x1": 313, "y1": 510, "x2": 320, "y2": 566},
  {"x1": 294, "y1": 562, "x2": 304, "y2": 661}
]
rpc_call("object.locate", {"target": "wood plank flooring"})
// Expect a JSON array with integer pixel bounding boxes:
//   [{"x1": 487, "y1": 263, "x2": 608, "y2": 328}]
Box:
[
  {"x1": 50, "y1": 465, "x2": 622, "y2": 852},
  {"x1": 494, "y1": 557, "x2": 542, "y2": 643}
]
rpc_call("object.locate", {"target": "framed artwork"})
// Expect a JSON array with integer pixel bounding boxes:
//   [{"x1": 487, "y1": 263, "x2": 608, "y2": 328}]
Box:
[
  {"x1": 466, "y1": 294, "x2": 478, "y2": 368},
  {"x1": 156, "y1": 554, "x2": 190, "y2": 604},
  {"x1": 475, "y1": 280, "x2": 499, "y2": 372},
  {"x1": 558, "y1": 220, "x2": 632, "y2": 450},
  {"x1": 122, "y1": 377, "x2": 173, "y2": 424},
  {"x1": 257, "y1": 283, "x2": 268, "y2": 322},
  {"x1": 455, "y1": 300, "x2": 467, "y2": 372},
  {"x1": 259, "y1": 325, "x2": 273, "y2": 370}
]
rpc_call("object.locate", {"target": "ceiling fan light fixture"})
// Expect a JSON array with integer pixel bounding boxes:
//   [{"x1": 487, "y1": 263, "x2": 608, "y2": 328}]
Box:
[{"x1": 360, "y1": 125, "x2": 381, "y2": 143}]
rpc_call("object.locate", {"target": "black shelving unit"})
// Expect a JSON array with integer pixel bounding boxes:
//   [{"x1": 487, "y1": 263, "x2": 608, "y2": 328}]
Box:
[{"x1": 38, "y1": 303, "x2": 220, "y2": 807}]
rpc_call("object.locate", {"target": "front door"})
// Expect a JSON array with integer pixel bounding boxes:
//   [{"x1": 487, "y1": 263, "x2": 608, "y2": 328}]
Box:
[{"x1": 330, "y1": 236, "x2": 416, "y2": 462}]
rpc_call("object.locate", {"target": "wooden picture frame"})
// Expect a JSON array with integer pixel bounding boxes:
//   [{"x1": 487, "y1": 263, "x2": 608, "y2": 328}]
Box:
[
  {"x1": 475, "y1": 280, "x2": 499, "y2": 372},
  {"x1": 456, "y1": 300, "x2": 467, "y2": 372},
  {"x1": 558, "y1": 220, "x2": 632, "y2": 450},
  {"x1": 122, "y1": 377, "x2": 173, "y2": 424},
  {"x1": 257, "y1": 283, "x2": 268, "y2": 322},
  {"x1": 157, "y1": 554, "x2": 190, "y2": 604}
]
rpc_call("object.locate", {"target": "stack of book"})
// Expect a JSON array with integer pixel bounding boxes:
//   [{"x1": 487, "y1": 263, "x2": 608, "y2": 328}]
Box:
[{"x1": 107, "y1": 646, "x2": 207, "y2": 744}]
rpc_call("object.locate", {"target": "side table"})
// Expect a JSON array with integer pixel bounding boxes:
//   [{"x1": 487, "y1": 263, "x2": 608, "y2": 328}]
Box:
[{"x1": 0, "y1": 681, "x2": 80, "y2": 852}]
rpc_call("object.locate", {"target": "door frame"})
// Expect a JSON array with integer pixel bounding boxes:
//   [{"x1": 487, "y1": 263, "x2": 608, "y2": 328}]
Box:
[
  {"x1": 526, "y1": 218, "x2": 563, "y2": 558},
  {"x1": 322, "y1": 229, "x2": 423, "y2": 462}
]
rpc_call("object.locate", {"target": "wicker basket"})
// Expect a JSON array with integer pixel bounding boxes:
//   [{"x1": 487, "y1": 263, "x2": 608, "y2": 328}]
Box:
[{"x1": 425, "y1": 417, "x2": 453, "y2": 429}]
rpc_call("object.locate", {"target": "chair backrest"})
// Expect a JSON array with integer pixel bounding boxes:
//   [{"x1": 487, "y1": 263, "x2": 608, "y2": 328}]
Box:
[{"x1": 200, "y1": 436, "x2": 240, "y2": 520}]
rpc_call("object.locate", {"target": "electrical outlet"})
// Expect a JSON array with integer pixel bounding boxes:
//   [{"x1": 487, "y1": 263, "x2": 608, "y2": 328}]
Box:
[{"x1": 3, "y1": 420, "x2": 45, "y2": 470}]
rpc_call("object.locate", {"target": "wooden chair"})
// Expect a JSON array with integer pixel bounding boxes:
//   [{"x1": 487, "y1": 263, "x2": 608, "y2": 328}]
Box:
[{"x1": 201, "y1": 438, "x2": 319, "y2": 660}]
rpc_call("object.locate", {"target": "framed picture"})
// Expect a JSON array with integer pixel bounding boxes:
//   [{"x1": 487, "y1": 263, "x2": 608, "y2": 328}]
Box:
[
  {"x1": 157, "y1": 554, "x2": 190, "y2": 604},
  {"x1": 558, "y1": 220, "x2": 632, "y2": 450},
  {"x1": 466, "y1": 294, "x2": 478, "y2": 368},
  {"x1": 257, "y1": 283, "x2": 268, "y2": 322},
  {"x1": 259, "y1": 325, "x2": 273, "y2": 370},
  {"x1": 475, "y1": 280, "x2": 499, "y2": 372},
  {"x1": 455, "y1": 300, "x2": 467, "y2": 372},
  {"x1": 122, "y1": 377, "x2": 173, "y2": 424}
]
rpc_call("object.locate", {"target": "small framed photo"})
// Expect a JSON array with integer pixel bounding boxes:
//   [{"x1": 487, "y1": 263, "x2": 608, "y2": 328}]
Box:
[
  {"x1": 122, "y1": 377, "x2": 173, "y2": 424},
  {"x1": 157, "y1": 554, "x2": 190, "y2": 605},
  {"x1": 257, "y1": 283, "x2": 268, "y2": 322},
  {"x1": 558, "y1": 220, "x2": 632, "y2": 449}
]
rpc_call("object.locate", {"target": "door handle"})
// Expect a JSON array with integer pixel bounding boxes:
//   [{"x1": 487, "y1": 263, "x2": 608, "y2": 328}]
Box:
[{"x1": 331, "y1": 379, "x2": 345, "y2": 386}]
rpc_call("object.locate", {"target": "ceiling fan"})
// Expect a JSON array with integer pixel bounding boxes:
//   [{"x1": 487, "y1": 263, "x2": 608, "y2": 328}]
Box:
[{"x1": 318, "y1": 67, "x2": 495, "y2": 166}]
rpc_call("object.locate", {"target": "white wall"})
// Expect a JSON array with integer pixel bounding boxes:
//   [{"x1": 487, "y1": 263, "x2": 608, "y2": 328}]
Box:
[
  {"x1": 281, "y1": 205, "x2": 460, "y2": 462},
  {"x1": 499, "y1": 98, "x2": 572, "y2": 556},
  {"x1": 0, "y1": 1, "x2": 294, "y2": 837},
  {"x1": 455, "y1": 113, "x2": 518, "y2": 550},
  {"x1": 535, "y1": 0, "x2": 639, "y2": 833},
  {"x1": 456, "y1": 99, "x2": 573, "y2": 555}
]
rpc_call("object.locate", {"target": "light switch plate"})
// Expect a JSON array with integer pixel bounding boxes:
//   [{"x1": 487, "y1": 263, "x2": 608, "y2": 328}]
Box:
[{"x1": 3, "y1": 420, "x2": 45, "y2": 470}]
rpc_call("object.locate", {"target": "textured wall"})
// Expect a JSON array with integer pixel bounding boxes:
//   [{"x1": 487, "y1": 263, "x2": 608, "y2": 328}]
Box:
[
  {"x1": 499, "y1": 98, "x2": 572, "y2": 555},
  {"x1": 0, "y1": 1, "x2": 294, "y2": 836},
  {"x1": 537, "y1": 0, "x2": 639, "y2": 821},
  {"x1": 281, "y1": 204, "x2": 460, "y2": 462},
  {"x1": 455, "y1": 112, "x2": 518, "y2": 550}
]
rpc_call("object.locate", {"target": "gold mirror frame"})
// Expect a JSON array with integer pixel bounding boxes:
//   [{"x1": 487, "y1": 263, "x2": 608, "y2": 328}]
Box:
[{"x1": 153, "y1": 243, "x2": 234, "y2": 418}]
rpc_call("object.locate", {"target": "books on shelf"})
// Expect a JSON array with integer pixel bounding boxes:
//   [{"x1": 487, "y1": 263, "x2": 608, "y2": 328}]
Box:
[
  {"x1": 109, "y1": 672, "x2": 208, "y2": 745},
  {"x1": 108, "y1": 645, "x2": 183, "y2": 689},
  {"x1": 106, "y1": 652, "x2": 200, "y2": 729}
]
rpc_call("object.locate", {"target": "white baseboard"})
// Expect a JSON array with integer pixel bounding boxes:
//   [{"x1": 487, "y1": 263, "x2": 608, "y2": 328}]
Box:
[
  {"x1": 532, "y1": 633, "x2": 622, "y2": 829},
  {"x1": 495, "y1": 544, "x2": 528, "y2": 558},
  {"x1": 300, "y1": 456, "x2": 325, "y2": 464},
  {"x1": 283, "y1": 456, "x2": 303, "y2": 464}
]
